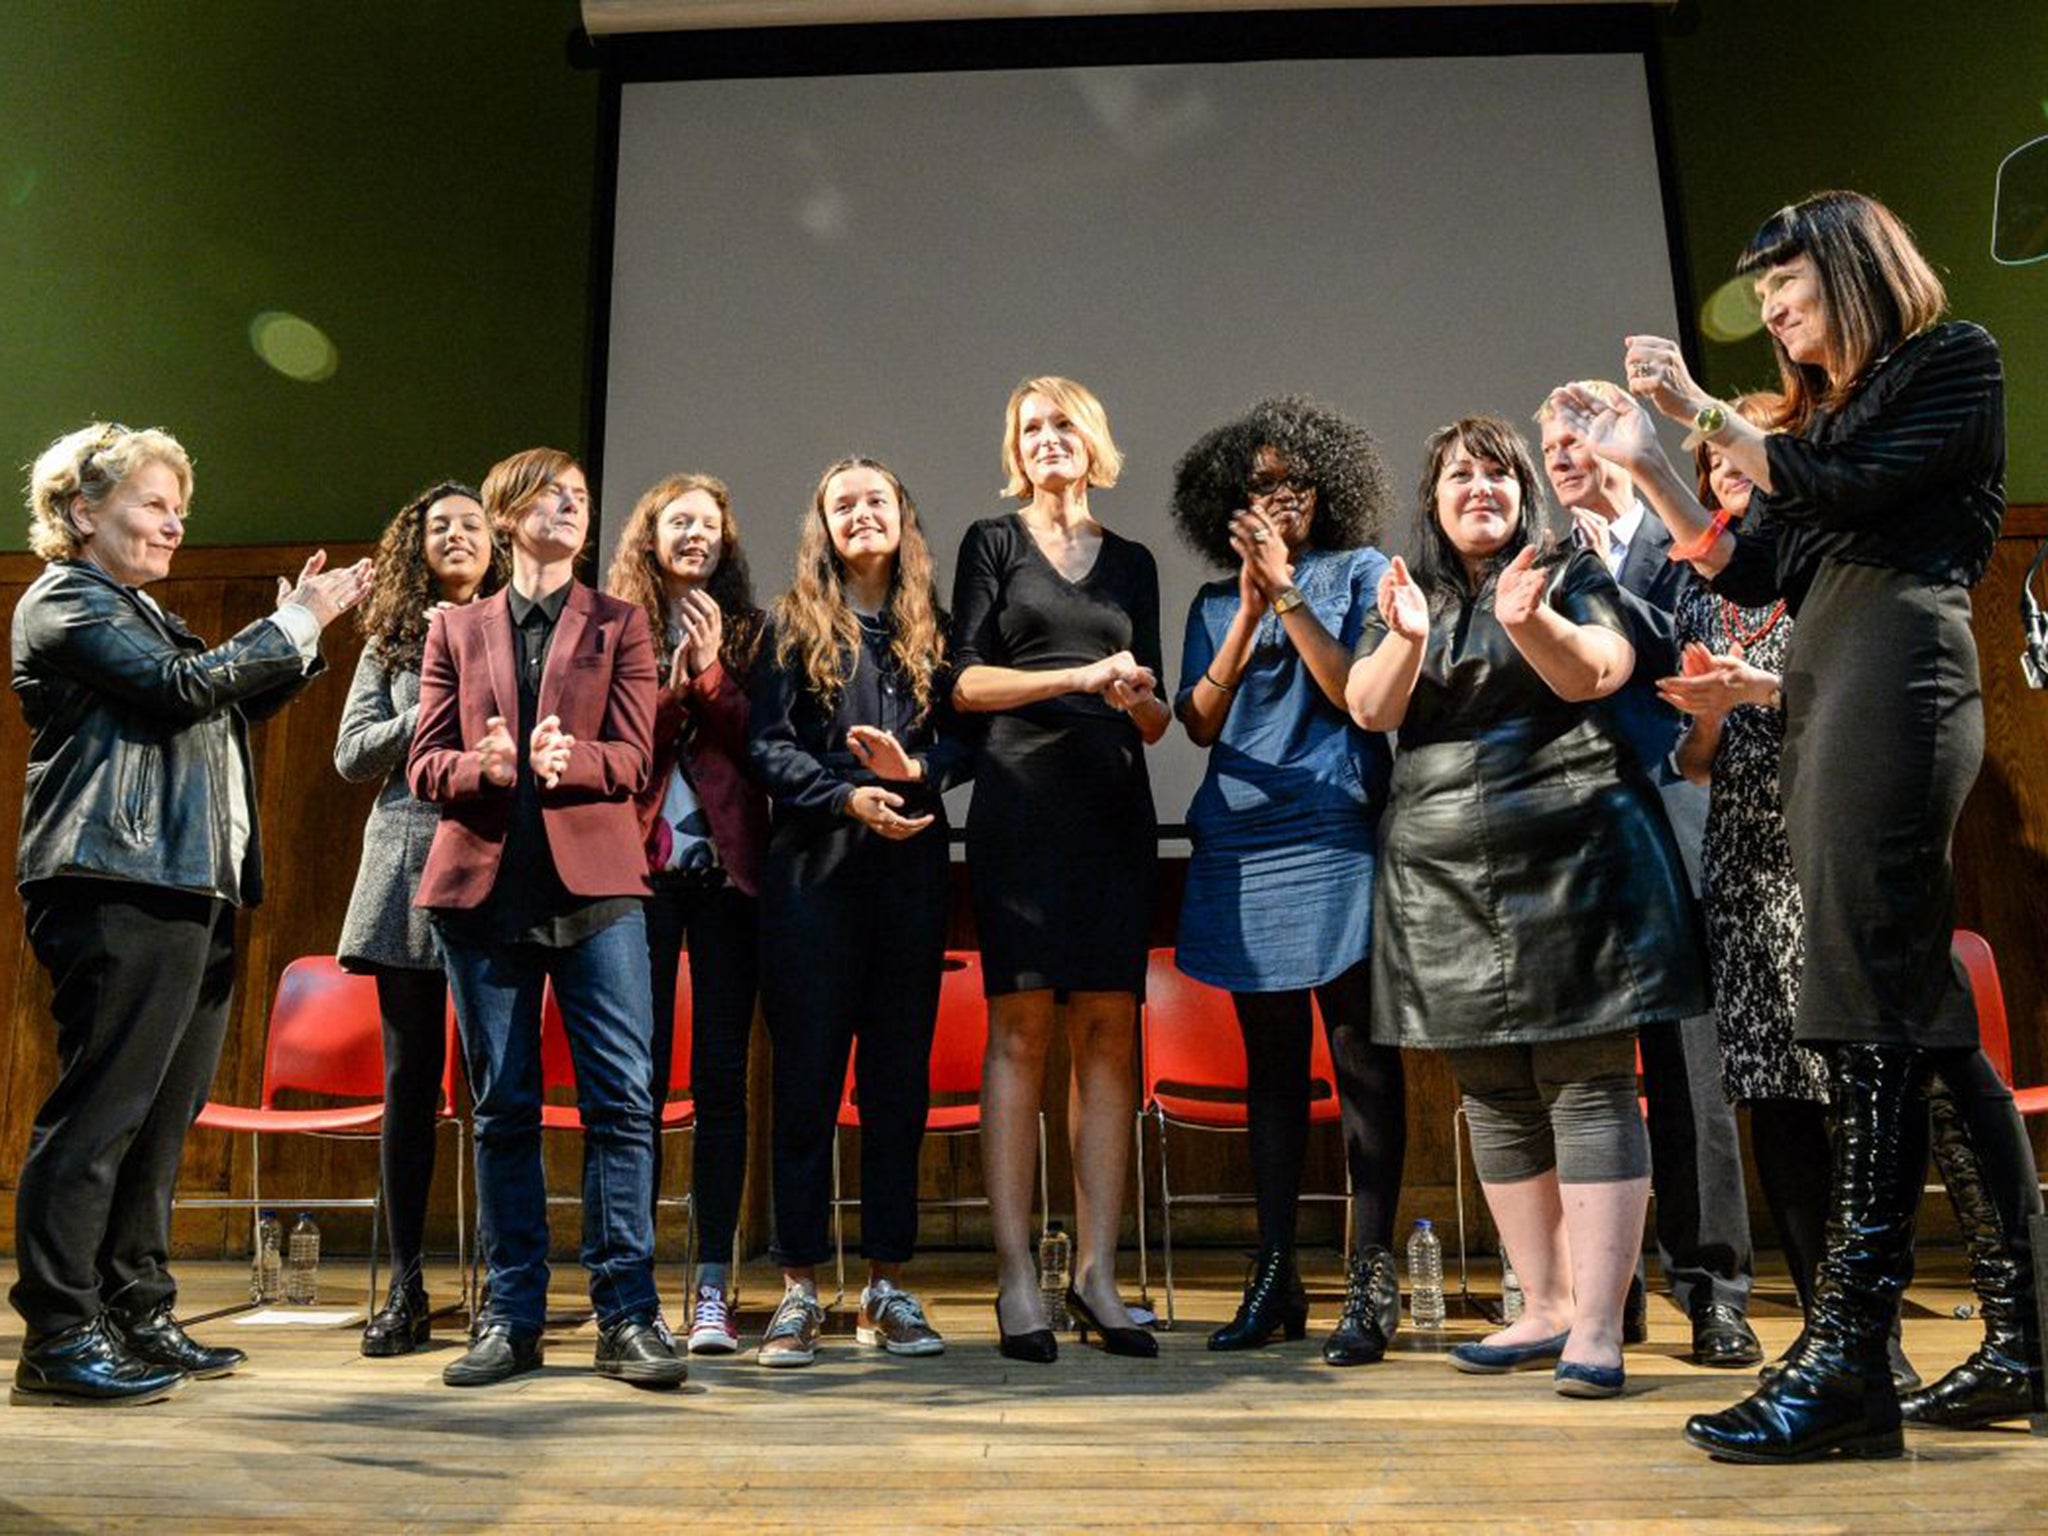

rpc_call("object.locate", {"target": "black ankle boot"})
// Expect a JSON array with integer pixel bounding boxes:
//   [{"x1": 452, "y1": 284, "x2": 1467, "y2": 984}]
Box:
[
  {"x1": 361, "y1": 1278, "x2": 432, "y2": 1358},
  {"x1": 1323, "y1": 1245, "x2": 1398, "y2": 1366},
  {"x1": 1685, "y1": 1045, "x2": 1922, "y2": 1463},
  {"x1": 1207, "y1": 1247, "x2": 1307, "y2": 1351},
  {"x1": 1900, "y1": 1076, "x2": 2045, "y2": 1429}
]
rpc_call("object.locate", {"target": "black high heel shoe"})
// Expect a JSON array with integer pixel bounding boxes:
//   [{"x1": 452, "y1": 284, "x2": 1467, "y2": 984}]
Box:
[
  {"x1": 1066, "y1": 1288, "x2": 1159, "y2": 1359},
  {"x1": 993, "y1": 1298, "x2": 1058, "y2": 1364}
]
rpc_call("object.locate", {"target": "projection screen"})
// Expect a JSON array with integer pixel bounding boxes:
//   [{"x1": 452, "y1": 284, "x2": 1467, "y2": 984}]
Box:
[{"x1": 601, "y1": 51, "x2": 1684, "y2": 832}]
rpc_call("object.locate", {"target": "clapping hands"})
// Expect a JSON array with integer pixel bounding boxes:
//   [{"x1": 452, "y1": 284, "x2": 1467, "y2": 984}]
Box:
[
  {"x1": 1376, "y1": 556, "x2": 1428, "y2": 640},
  {"x1": 276, "y1": 549, "x2": 375, "y2": 629},
  {"x1": 1492, "y1": 547, "x2": 1550, "y2": 629}
]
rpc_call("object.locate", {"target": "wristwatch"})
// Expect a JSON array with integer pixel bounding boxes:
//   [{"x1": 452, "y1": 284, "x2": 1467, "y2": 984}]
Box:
[
  {"x1": 1691, "y1": 400, "x2": 1728, "y2": 439},
  {"x1": 1271, "y1": 585, "x2": 1306, "y2": 616}
]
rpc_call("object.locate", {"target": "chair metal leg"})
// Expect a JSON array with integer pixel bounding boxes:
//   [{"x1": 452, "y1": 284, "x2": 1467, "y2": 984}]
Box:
[
  {"x1": 365, "y1": 1184, "x2": 383, "y2": 1318},
  {"x1": 1133, "y1": 1111, "x2": 1151, "y2": 1309},
  {"x1": 1452, "y1": 1101, "x2": 1471, "y2": 1300},
  {"x1": 1036, "y1": 1113, "x2": 1051, "y2": 1242},
  {"x1": 831, "y1": 1127, "x2": 846, "y2": 1311},
  {"x1": 1154, "y1": 1105, "x2": 1177, "y2": 1331}
]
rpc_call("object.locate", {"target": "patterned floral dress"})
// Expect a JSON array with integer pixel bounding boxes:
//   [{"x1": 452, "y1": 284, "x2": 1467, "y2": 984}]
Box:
[{"x1": 1675, "y1": 584, "x2": 1829, "y2": 1103}]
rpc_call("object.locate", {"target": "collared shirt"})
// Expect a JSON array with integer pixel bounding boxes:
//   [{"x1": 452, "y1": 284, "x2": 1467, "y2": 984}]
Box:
[
  {"x1": 436, "y1": 580, "x2": 637, "y2": 949},
  {"x1": 1592, "y1": 502, "x2": 1646, "y2": 576}
]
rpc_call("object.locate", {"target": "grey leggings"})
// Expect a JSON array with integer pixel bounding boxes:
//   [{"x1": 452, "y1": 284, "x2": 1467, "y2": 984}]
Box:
[{"x1": 1448, "y1": 1032, "x2": 1650, "y2": 1185}]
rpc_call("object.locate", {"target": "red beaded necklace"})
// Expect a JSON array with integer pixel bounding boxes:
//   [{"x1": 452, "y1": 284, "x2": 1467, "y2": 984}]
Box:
[{"x1": 1719, "y1": 596, "x2": 1787, "y2": 650}]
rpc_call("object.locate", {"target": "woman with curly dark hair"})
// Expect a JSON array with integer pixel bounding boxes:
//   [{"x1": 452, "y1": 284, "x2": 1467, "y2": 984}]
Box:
[
  {"x1": 1168, "y1": 397, "x2": 1407, "y2": 1366},
  {"x1": 335, "y1": 480, "x2": 503, "y2": 1356},
  {"x1": 605, "y1": 472, "x2": 769, "y2": 1355}
]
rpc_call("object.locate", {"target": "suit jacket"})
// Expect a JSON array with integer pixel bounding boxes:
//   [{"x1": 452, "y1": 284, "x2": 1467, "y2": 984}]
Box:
[
  {"x1": 638, "y1": 654, "x2": 769, "y2": 898},
  {"x1": 1603, "y1": 512, "x2": 1708, "y2": 888},
  {"x1": 408, "y1": 581, "x2": 656, "y2": 911}
]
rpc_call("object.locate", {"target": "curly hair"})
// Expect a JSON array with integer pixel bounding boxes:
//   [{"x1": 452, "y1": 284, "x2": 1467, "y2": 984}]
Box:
[
  {"x1": 1169, "y1": 395, "x2": 1390, "y2": 569},
  {"x1": 1407, "y1": 415, "x2": 1552, "y2": 605},
  {"x1": 357, "y1": 480, "x2": 506, "y2": 671},
  {"x1": 772, "y1": 457, "x2": 946, "y2": 720},
  {"x1": 605, "y1": 471, "x2": 764, "y2": 677}
]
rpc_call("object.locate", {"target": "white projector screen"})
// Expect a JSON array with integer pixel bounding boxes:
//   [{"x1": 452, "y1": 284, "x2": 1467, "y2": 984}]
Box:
[{"x1": 601, "y1": 53, "x2": 1683, "y2": 830}]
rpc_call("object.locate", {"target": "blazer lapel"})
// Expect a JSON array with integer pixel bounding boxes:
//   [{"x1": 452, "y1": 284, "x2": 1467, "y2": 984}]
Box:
[
  {"x1": 477, "y1": 590, "x2": 517, "y2": 724},
  {"x1": 1616, "y1": 515, "x2": 1672, "y2": 601},
  {"x1": 539, "y1": 582, "x2": 590, "y2": 723}
]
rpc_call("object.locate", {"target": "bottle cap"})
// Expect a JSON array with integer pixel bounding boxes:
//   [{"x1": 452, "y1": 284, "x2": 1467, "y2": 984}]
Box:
[
  {"x1": 1415, "y1": 1217, "x2": 1433, "y2": 1230},
  {"x1": 1046, "y1": 1220, "x2": 1064, "y2": 1235}
]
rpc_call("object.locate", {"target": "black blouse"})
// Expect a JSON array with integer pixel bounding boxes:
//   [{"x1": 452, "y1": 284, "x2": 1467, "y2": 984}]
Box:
[
  {"x1": 747, "y1": 612, "x2": 975, "y2": 833},
  {"x1": 950, "y1": 514, "x2": 1163, "y2": 732},
  {"x1": 1714, "y1": 321, "x2": 2005, "y2": 612}
]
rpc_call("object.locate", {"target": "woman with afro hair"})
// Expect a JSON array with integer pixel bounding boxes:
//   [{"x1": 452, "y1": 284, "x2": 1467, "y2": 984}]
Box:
[{"x1": 1169, "y1": 396, "x2": 1408, "y2": 1365}]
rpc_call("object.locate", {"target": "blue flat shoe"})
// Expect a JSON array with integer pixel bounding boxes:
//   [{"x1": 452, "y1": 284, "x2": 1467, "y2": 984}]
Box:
[
  {"x1": 1555, "y1": 1359, "x2": 1627, "y2": 1398},
  {"x1": 1449, "y1": 1331, "x2": 1571, "y2": 1374}
]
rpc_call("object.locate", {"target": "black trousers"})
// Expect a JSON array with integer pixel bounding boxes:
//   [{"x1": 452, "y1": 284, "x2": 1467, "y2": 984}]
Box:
[
  {"x1": 1231, "y1": 960, "x2": 1406, "y2": 1254},
  {"x1": 12, "y1": 879, "x2": 235, "y2": 1337},
  {"x1": 759, "y1": 831, "x2": 947, "y2": 1270},
  {"x1": 1639, "y1": 1008, "x2": 1756, "y2": 1313},
  {"x1": 372, "y1": 967, "x2": 450, "y2": 1288},
  {"x1": 644, "y1": 874, "x2": 760, "y2": 1266}
]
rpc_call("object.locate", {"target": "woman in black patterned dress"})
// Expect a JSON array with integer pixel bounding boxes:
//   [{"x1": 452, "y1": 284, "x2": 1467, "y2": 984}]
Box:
[
  {"x1": 1551, "y1": 190, "x2": 2042, "y2": 1460},
  {"x1": 1662, "y1": 394, "x2": 1831, "y2": 1335}
]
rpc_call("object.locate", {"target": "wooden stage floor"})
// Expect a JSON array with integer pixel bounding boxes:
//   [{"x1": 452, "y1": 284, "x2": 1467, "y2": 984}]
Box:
[{"x1": 1, "y1": 1253, "x2": 2042, "y2": 1534}]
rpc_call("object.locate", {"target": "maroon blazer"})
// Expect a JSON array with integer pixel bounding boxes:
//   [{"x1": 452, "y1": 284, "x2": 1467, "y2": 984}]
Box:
[
  {"x1": 636, "y1": 654, "x2": 770, "y2": 898},
  {"x1": 408, "y1": 581, "x2": 657, "y2": 911}
]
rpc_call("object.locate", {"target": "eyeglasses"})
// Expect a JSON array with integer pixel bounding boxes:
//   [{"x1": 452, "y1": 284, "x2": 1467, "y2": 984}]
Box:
[{"x1": 1247, "y1": 474, "x2": 1312, "y2": 502}]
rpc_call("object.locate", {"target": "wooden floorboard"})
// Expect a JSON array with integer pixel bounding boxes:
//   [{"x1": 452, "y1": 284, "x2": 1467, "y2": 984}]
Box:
[{"x1": 1, "y1": 1254, "x2": 2043, "y2": 1534}]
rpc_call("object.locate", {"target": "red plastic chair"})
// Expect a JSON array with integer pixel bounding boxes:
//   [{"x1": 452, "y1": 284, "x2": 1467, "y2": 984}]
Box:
[
  {"x1": 1135, "y1": 949, "x2": 1347, "y2": 1328},
  {"x1": 830, "y1": 952, "x2": 1049, "y2": 1304},
  {"x1": 183, "y1": 956, "x2": 467, "y2": 1314},
  {"x1": 1950, "y1": 929, "x2": 2048, "y2": 1158},
  {"x1": 538, "y1": 957, "x2": 699, "y2": 1272}
]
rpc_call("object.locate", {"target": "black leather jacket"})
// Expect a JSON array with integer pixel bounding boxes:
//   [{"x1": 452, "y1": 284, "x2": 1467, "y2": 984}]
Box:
[{"x1": 11, "y1": 560, "x2": 321, "y2": 905}]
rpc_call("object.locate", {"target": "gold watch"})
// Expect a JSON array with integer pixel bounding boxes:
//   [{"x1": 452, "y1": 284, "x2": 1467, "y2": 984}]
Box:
[
  {"x1": 1692, "y1": 401, "x2": 1729, "y2": 439},
  {"x1": 1271, "y1": 585, "x2": 1306, "y2": 616}
]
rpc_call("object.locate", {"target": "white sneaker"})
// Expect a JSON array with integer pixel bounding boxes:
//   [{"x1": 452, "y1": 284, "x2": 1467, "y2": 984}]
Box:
[
  {"x1": 856, "y1": 1279, "x2": 945, "y2": 1356},
  {"x1": 687, "y1": 1284, "x2": 740, "y2": 1355}
]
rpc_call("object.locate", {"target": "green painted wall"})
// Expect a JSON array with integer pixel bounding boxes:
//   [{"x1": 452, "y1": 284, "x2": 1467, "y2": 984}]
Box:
[
  {"x1": 1, "y1": 0, "x2": 600, "y2": 550},
  {"x1": 1657, "y1": 0, "x2": 2048, "y2": 500},
  {"x1": 4, "y1": 1, "x2": 2041, "y2": 556}
]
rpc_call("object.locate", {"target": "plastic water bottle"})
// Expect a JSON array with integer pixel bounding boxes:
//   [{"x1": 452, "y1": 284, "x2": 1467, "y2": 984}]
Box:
[
  {"x1": 285, "y1": 1212, "x2": 321, "y2": 1305},
  {"x1": 1406, "y1": 1218, "x2": 1444, "y2": 1330},
  {"x1": 1500, "y1": 1255, "x2": 1525, "y2": 1324},
  {"x1": 1037, "y1": 1222, "x2": 1072, "y2": 1331},
  {"x1": 250, "y1": 1211, "x2": 283, "y2": 1303}
]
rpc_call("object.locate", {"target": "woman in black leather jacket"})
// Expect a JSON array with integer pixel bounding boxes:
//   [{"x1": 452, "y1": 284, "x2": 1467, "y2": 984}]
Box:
[{"x1": 9, "y1": 422, "x2": 369, "y2": 1408}]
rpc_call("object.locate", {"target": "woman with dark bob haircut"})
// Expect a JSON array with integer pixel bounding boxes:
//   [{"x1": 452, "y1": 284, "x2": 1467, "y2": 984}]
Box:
[
  {"x1": 1347, "y1": 415, "x2": 1703, "y2": 1403},
  {"x1": 1169, "y1": 396, "x2": 1408, "y2": 1365},
  {"x1": 1553, "y1": 188, "x2": 2041, "y2": 1461},
  {"x1": 337, "y1": 479, "x2": 504, "y2": 1356}
]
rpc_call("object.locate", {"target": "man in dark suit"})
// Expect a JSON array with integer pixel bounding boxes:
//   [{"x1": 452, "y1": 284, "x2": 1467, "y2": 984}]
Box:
[
  {"x1": 1539, "y1": 388, "x2": 1762, "y2": 1368},
  {"x1": 409, "y1": 447, "x2": 682, "y2": 1390}
]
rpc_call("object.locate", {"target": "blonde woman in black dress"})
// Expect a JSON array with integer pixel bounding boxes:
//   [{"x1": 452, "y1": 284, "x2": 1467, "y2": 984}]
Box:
[{"x1": 952, "y1": 377, "x2": 1167, "y2": 1361}]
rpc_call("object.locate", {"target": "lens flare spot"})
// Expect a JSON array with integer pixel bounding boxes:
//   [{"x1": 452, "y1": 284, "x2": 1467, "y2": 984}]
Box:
[
  {"x1": 249, "y1": 311, "x2": 338, "y2": 383},
  {"x1": 1699, "y1": 274, "x2": 1763, "y2": 345}
]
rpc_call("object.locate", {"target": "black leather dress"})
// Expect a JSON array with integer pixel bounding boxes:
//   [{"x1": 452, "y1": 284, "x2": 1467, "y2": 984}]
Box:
[{"x1": 1359, "y1": 546, "x2": 1706, "y2": 1050}]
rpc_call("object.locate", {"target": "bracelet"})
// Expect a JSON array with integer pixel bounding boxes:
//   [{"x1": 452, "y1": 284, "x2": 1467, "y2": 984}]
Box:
[
  {"x1": 1203, "y1": 670, "x2": 1238, "y2": 692},
  {"x1": 1666, "y1": 508, "x2": 1732, "y2": 564}
]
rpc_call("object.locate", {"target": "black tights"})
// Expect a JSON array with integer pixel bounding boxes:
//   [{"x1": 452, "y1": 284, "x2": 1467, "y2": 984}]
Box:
[
  {"x1": 374, "y1": 968, "x2": 449, "y2": 1289},
  {"x1": 1231, "y1": 960, "x2": 1406, "y2": 1255},
  {"x1": 1745, "y1": 1096, "x2": 1832, "y2": 1314}
]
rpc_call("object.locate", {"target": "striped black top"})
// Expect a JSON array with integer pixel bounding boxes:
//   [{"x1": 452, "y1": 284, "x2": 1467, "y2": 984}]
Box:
[{"x1": 1713, "y1": 320, "x2": 2005, "y2": 612}]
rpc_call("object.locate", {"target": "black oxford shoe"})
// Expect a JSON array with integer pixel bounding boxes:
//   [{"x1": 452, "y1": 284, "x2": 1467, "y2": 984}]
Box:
[
  {"x1": 442, "y1": 1323, "x2": 543, "y2": 1387},
  {"x1": 1691, "y1": 1303, "x2": 1764, "y2": 1369},
  {"x1": 11, "y1": 1316, "x2": 188, "y2": 1408},
  {"x1": 361, "y1": 1284, "x2": 432, "y2": 1358},
  {"x1": 109, "y1": 1302, "x2": 247, "y2": 1379},
  {"x1": 594, "y1": 1314, "x2": 688, "y2": 1389}
]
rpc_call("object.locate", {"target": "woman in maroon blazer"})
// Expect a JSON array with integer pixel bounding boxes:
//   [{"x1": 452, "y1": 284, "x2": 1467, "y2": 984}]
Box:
[{"x1": 607, "y1": 471, "x2": 769, "y2": 1356}]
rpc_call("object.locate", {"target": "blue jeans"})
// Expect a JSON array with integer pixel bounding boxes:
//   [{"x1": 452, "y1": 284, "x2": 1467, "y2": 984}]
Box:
[{"x1": 441, "y1": 910, "x2": 659, "y2": 1331}]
